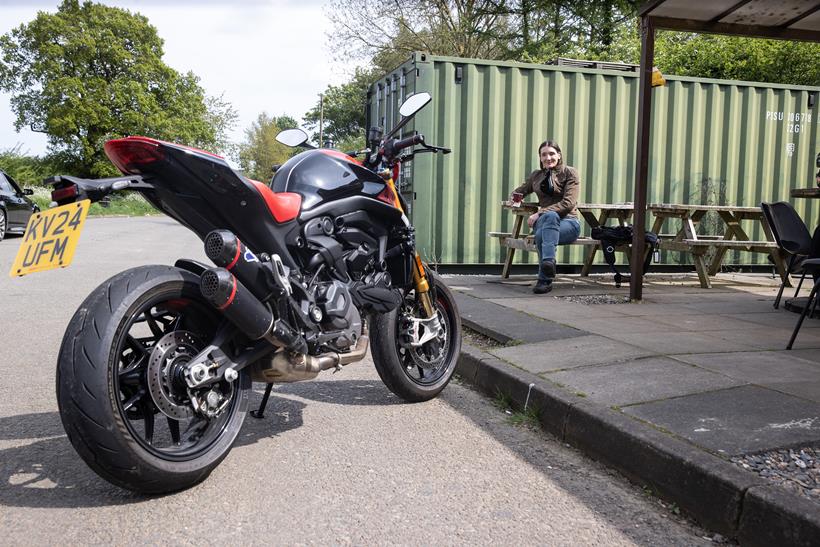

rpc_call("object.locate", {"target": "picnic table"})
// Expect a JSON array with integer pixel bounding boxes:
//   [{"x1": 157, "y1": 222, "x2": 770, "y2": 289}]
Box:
[
  {"x1": 790, "y1": 188, "x2": 820, "y2": 199},
  {"x1": 648, "y1": 203, "x2": 787, "y2": 289},
  {"x1": 491, "y1": 201, "x2": 635, "y2": 279},
  {"x1": 490, "y1": 201, "x2": 788, "y2": 288}
]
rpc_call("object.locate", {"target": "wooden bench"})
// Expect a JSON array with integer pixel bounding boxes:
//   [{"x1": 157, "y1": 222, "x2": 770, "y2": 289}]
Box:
[
  {"x1": 492, "y1": 200, "x2": 788, "y2": 288},
  {"x1": 649, "y1": 203, "x2": 787, "y2": 288},
  {"x1": 492, "y1": 201, "x2": 636, "y2": 279}
]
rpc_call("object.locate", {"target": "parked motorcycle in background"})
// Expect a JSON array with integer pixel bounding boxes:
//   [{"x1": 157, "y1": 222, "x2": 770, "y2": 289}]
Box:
[{"x1": 24, "y1": 92, "x2": 461, "y2": 493}]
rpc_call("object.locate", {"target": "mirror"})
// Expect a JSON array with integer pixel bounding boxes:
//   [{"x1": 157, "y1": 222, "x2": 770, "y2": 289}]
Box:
[
  {"x1": 399, "y1": 92, "x2": 431, "y2": 118},
  {"x1": 276, "y1": 128, "x2": 309, "y2": 148}
]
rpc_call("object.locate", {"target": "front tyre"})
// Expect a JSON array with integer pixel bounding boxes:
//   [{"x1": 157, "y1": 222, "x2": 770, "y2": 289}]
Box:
[
  {"x1": 371, "y1": 271, "x2": 462, "y2": 402},
  {"x1": 56, "y1": 265, "x2": 250, "y2": 494}
]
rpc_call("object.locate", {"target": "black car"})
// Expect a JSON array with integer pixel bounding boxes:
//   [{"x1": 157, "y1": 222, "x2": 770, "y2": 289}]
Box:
[{"x1": 0, "y1": 169, "x2": 40, "y2": 241}]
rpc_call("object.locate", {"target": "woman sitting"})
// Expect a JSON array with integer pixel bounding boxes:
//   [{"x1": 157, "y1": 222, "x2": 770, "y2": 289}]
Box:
[{"x1": 510, "y1": 140, "x2": 581, "y2": 294}]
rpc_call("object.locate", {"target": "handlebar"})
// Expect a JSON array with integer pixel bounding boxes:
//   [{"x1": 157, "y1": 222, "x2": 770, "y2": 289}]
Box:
[{"x1": 393, "y1": 133, "x2": 424, "y2": 151}]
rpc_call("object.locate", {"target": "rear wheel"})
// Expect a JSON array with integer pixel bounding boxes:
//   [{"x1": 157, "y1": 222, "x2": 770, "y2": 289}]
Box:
[
  {"x1": 56, "y1": 265, "x2": 250, "y2": 493},
  {"x1": 370, "y1": 271, "x2": 461, "y2": 402},
  {"x1": 0, "y1": 208, "x2": 6, "y2": 241}
]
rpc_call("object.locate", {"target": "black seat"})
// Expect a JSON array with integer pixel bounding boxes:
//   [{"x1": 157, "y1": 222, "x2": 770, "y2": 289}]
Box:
[
  {"x1": 760, "y1": 202, "x2": 813, "y2": 308},
  {"x1": 787, "y1": 258, "x2": 820, "y2": 349}
]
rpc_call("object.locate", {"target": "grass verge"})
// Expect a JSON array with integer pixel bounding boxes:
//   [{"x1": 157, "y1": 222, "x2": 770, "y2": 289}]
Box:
[{"x1": 30, "y1": 186, "x2": 158, "y2": 216}]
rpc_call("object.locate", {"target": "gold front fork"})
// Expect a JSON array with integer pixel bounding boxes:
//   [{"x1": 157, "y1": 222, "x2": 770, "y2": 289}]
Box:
[{"x1": 386, "y1": 176, "x2": 436, "y2": 319}]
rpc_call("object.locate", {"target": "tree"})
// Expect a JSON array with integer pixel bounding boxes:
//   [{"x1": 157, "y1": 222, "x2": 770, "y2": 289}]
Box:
[
  {"x1": 236, "y1": 113, "x2": 298, "y2": 183},
  {"x1": 204, "y1": 93, "x2": 239, "y2": 158},
  {"x1": 326, "y1": 0, "x2": 509, "y2": 73},
  {"x1": 303, "y1": 67, "x2": 377, "y2": 151},
  {"x1": 0, "y1": 145, "x2": 58, "y2": 187},
  {"x1": 0, "y1": 0, "x2": 225, "y2": 177},
  {"x1": 605, "y1": 25, "x2": 820, "y2": 87}
]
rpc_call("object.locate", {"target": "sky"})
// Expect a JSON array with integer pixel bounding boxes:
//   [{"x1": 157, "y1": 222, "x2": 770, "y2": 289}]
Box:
[{"x1": 0, "y1": 0, "x2": 354, "y2": 159}]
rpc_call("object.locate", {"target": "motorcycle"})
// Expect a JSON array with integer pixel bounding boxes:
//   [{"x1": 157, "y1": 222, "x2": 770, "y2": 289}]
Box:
[{"x1": 45, "y1": 91, "x2": 461, "y2": 493}]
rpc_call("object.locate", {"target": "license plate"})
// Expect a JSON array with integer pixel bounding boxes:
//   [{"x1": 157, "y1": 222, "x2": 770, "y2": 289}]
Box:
[{"x1": 9, "y1": 200, "x2": 91, "y2": 277}]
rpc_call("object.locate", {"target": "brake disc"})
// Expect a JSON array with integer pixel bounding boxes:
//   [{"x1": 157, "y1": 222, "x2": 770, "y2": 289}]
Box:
[{"x1": 147, "y1": 331, "x2": 202, "y2": 420}]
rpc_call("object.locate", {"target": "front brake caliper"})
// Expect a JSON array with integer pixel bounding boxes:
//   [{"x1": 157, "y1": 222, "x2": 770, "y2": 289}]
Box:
[{"x1": 399, "y1": 314, "x2": 444, "y2": 349}]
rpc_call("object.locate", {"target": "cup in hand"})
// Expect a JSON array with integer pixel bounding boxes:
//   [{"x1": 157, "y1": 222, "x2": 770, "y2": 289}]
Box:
[{"x1": 511, "y1": 192, "x2": 523, "y2": 207}]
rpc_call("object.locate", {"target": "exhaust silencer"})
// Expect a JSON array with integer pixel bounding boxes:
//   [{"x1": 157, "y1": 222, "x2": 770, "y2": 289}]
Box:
[
  {"x1": 200, "y1": 268, "x2": 306, "y2": 353},
  {"x1": 204, "y1": 230, "x2": 274, "y2": 300}
]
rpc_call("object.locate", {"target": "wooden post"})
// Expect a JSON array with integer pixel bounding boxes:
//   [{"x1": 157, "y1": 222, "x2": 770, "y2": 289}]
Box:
[{"x1": 630, "y1": 16, "x2": 655, "y2": 301}]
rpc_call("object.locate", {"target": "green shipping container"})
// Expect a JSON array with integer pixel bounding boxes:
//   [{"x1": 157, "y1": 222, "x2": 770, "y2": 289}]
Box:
[{"x1": 367, "y1": 53, "x2": 820, "y2": 268}]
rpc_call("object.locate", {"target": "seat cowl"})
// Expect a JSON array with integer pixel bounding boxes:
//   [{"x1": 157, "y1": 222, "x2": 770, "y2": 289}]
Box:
[{"x1": 249, "y1": 180, "x2": 301, "y2": 223}]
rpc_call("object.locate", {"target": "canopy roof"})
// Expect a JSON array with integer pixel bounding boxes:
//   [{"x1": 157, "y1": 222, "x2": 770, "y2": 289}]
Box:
[{"x1": 639, "y1": 0, "x2": 820, "y2": 41}]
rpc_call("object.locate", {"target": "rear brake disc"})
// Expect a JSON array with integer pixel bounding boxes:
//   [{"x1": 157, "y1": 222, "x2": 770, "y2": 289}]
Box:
[{"x1": 147, "y1": 331, "x2": 201, "y2": 420}]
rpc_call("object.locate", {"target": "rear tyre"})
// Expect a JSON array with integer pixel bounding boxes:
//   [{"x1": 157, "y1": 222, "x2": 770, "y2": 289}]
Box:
[
  {"x1": 0, "y1": 208, "x2": 6, "y2": 241},
  {"x1": 371, "y1": 271, "x2": 461, "y2": 402},
  {"x1": 56, "y1": 265, "x2": 250, "y2": 493}
]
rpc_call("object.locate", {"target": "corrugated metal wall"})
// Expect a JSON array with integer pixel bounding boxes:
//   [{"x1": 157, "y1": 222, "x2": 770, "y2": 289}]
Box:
[{"x1": 368, "y1": 53, "x2": 820, "y2": 267}]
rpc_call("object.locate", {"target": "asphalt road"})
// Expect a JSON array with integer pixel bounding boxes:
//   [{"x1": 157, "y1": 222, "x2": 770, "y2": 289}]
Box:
[{"x1": 0, "y1": 217, "x2": 711, "y2": 545}]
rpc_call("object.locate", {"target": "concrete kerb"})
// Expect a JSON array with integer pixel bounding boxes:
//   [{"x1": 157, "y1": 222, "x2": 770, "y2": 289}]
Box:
[
  {"x1": 456, "y1": 342, "x2": 820, "y2": 544},
  {"x1": 739, "y1": 484, "x2": 820, "y2": 547}
]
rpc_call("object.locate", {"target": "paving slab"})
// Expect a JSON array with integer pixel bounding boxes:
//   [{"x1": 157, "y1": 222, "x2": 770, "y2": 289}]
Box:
[
  {"x1": 606, "y1": 302, "x2": 701, "y2": 317},
  {"x1": 615, "y1": 331, "x2": 754, "y2": 354},
  {"x1": 561, "y1": 315, "x2": 697, "y2": 336},
  {"x1": 789, "y1": 348, "x2": 820, "y2": 364},
  {"x1": 544, "y1": 356, "x2": 744, "y2": 407},
  {"x1": 764, "y1": 380, "x2": 820, "y2": 404},
  {"x1": 453, "y1": 292, "x2": 583, "y2": 344},
  {"x1": 623, "y1": 385, "x2": 820, "y2": 456},
  {"x1": 672, "y1": 351, "x2": 820, "y2": 386},
  {"x1": 447, "y1": 280, "x2": 535, "y2": 299},
  {"x1": 707, "y1": 327, "x2": 820, "y2": 351},
  {"x1": 490, "y1": 335, "x2": 655, "y2": 374},
  {"x1": 725, "y1": 311, "x2": 820, "y2": 330},
  {"x1": 650, "y1": 314, "x2": 762, "y2": 332},
  {"x1": 488, "y1": 297, "x2": 628, "y2": 320},
  {"x1": 680, "y1": 299, "x2": 778, "y2": 315}
]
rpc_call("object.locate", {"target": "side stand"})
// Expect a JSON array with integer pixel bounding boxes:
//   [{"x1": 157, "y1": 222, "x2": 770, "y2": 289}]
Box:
[{"x1": 250, "y1": 383, "x2": 274, "y2": 418}]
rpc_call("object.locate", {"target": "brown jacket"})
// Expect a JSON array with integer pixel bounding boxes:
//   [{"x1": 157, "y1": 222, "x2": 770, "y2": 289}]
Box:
[{"x1": 513, "y1": 164, "x2": 579, "y2": 219}]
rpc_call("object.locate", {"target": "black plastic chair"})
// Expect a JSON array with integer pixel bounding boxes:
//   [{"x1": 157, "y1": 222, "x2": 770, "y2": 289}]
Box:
[
  {"x1": 787, "y1": 258, "x2": 820, "y2": 350},
  {"x1": 760, "y1": 201, "x2": 813, "y2": 308}
]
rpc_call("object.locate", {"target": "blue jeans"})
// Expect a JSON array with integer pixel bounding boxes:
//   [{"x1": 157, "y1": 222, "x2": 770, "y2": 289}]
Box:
[{"x1": 533, "y1": 211, "x2": 581, "y2": 282}]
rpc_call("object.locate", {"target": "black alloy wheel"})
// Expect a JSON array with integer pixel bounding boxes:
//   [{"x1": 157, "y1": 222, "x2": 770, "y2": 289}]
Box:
[
  {"x1": 114, "y1": 294, "x2": 239, "y2": 459},
  {"x1": 370, "y1": 271, "x2": 461, "y2": 402},
  {"x1": 56, "y1": 266, "x2": 251, "y2": 493}
]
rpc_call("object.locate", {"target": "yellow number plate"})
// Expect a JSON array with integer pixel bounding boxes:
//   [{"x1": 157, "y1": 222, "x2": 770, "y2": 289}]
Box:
[{"x1": 9, "y1": 200, "x2": 91, "y2": 277}]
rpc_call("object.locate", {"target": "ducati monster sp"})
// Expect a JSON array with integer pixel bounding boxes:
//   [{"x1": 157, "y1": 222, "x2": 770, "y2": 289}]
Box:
[{"x1": 49, "y1": 92, "x2": 461, "y2": 493}]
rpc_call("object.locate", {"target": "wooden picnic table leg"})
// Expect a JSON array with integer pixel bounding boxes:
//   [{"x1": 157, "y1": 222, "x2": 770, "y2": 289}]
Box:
[
  {"x1": 708, "y1": 211, "x2": 746, "y2": 276},
  {"x1": 692, "y1": 248, "x2": 713, "y2": 289},
  {"x1": 580, "y1": 210, "x2": 611, "y2": 276},
  {"x1": 501, "y1": 213, "x2": 523, "y2": 279},
  {"x1": 682, "y1": 210, "x2": 712, "y2": 289},
  {"x1": 650, "y1": 213, "x2": 665, "y2": 236}
]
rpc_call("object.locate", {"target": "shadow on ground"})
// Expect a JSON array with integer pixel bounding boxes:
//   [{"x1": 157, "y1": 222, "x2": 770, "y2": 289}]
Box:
[{"x1": 0, "y1": 380, "x2": 403, "y2": 509}]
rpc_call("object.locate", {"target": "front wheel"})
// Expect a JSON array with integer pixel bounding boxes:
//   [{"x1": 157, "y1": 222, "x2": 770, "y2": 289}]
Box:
[
  {"x1": 370, "y1": 271, "x2": 462, "y2": 402},
  {"x1": 56, "y1": 265, "x2": 250, "y2": 493}
]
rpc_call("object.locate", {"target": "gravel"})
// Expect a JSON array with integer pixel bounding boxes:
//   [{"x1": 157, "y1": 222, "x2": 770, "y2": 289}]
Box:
[
  {"x1": 462, "y1": 326, "x2": 505, "y2": 349},
  {"x1": 553, "y1": 294, "x2": 631, "y2": 305},
  {"x1": 731, "y1": 447, "x2": 820, "y2": 502}
]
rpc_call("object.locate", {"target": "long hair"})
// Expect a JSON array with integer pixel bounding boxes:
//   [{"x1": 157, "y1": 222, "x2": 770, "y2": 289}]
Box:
[{"x1": 538, "y1": 140, "x2": 563, "y2": 169}]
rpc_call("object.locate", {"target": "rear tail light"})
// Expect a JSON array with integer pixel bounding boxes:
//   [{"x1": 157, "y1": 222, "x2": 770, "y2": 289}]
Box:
[
  {"x1": 51, "y1": 184, "x2": 78, "y2": 204},
  {"x1": 104, "y1": 137, "x2": 165, "y2": 174}
]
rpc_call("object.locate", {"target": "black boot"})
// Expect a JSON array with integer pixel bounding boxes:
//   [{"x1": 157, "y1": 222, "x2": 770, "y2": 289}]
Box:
[
  {"x1": 533, "y1": 280, "x2": 552, "y2": 294},
  {"x1": 540, "y1": 258, "x2": 556, "y2": 279}
]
